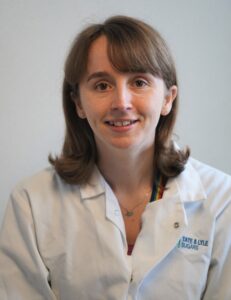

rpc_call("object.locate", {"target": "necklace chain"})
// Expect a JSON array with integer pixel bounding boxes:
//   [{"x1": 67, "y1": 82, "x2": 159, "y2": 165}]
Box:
[
  {"x1": 119, "y1": 190, "x2": 151, "y2": 217},
  {"x1": 119, "y1": 175, "x2": 165, "y2": 217}
]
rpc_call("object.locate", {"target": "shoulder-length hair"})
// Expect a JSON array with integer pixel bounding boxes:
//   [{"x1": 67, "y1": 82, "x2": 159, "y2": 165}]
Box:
[{"x1": 49, "y1": 15, "x2": 189, "y2": 184}]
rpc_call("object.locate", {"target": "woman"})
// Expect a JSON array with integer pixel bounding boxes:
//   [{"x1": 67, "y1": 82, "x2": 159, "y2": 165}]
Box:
[{"x1": 0, "y1": 15, "x2": 231, "y2": 300}]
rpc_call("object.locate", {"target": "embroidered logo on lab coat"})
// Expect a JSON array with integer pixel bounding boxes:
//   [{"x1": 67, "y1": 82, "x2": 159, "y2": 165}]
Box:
[{"x1": 177, "y1": 236, "x2": 209, "y2": 251}]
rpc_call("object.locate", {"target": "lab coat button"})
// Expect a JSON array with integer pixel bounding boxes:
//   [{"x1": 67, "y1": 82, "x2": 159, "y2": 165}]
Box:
[
  {"x1": 130, "y1": 274, "x2": 133, "y2": 282},
  {"x1": 174, "y1": 222, "x2": 180, "y2": 228}
]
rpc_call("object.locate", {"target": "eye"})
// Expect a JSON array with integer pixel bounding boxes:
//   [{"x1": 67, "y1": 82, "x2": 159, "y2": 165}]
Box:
[
  {"x1": 133, "y1": 79, "x2": 148, "y2": 88},
  {"x1": 95, "y1": 82, "x2": 111, "y2": 91}
]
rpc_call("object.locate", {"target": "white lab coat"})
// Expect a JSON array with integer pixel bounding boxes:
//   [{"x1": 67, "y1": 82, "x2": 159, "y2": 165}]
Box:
[{"x1": 0, "y1": 158, "x2": 231, "y2": 300}]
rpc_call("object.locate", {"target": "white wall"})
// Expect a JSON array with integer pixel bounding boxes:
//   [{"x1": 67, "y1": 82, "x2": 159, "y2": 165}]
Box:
[{"x1": 0, "y1": 0, "x2": 230, "y2": 223}]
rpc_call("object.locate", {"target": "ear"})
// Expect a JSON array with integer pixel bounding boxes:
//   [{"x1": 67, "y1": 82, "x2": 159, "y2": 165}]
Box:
[
  {"x1": 73, "y1": 97, "x2": 86, "y2": 119},
  {"x1": 161, "y1": 85, "x2": 178, "y2": 116}
]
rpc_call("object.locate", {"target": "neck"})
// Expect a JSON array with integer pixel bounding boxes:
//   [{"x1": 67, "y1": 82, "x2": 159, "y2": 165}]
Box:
[{"x1": 97, "y1": 146, "x2": 155, "y2": 193}]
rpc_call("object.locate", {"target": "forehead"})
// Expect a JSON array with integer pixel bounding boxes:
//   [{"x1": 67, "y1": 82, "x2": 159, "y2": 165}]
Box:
[{"x1": 86, "y1": 35, "x2": 110, "y2": 74}]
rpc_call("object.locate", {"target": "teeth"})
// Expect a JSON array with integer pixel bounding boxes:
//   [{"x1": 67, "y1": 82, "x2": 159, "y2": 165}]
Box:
[
  {"x1": 114, "y1": 121, "x2": 123, "y2": 127},
  {"x1": 108, "y1": 120, "x2": 135, "y2": 127},
  {"x1": 122, "y1": 121, "x2": 131, "y2": 126}
]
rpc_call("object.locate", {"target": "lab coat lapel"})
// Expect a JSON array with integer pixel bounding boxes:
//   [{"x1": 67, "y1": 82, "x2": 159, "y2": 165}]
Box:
[
  {"x1": 132, "y1": 159, "x2": 207, "y2": 284},
  {"x1": 79, "y1": 167, "x2": 127, "y2": 244},
  {"x1": 104, "y1": 181, "x2": 127, "y2": 244}
]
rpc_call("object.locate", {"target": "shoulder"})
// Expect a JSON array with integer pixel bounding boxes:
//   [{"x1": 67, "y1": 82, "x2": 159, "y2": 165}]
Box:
[
  {"x1": 12, "y1": 167, "x2": 69, "y2": 196},
  {"x1": 189, "y1": 157, "x2": 230, "y2": 178},
  {"x1": 189, "y1": 157, "x2": 231, "y2": 192},
  {"x1": 10, "y1": 166, "x2": 104, "y2": 207},
  {"x1": 9, "y1": 167, "x2": 81, "y2": 211},
  {"x1": 188, "y1": 157, "x2": 231, "y2": 214}
]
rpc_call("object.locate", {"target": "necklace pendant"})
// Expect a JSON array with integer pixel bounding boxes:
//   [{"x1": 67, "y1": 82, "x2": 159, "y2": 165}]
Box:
[{"x1": 126, "y1": 211, "x2": 134, "y2": 217}]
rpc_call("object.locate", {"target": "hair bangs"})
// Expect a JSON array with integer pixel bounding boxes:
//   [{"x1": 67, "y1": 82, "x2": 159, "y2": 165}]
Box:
[{"x1": 106, "y1": 29, "x2": 162, "y2": 77}]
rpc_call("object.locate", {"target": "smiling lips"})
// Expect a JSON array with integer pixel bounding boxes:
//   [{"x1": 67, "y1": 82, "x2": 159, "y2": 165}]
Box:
[{"x1": 105, "y1": 120, "x2": 138, "y2": 127}]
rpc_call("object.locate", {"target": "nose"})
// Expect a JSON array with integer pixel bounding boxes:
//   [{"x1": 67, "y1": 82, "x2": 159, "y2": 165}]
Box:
[{"x1": 111, "y1": 83, "x2": 132, "y2": 111}]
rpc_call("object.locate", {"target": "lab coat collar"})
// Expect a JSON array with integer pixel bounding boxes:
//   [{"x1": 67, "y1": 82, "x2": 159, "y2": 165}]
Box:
[
  {"x1": 79, "y1": 159, "x2": 207, "y2": 203},
  {"x1": 164, "y1": 158, "x2": 207, "y2": 203},
  {"x1": 79, "y1": 166, "x2": 105, "y2": 199}
]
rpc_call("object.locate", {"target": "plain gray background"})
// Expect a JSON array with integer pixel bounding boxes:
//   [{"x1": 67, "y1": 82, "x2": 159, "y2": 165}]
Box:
[{"x1": 0, "y1": 0, "x2": 230, "y2": 223}]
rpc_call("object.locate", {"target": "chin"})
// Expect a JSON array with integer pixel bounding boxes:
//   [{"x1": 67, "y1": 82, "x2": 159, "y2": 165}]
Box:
[{"x1": 108, "y1": 139, "x2": 144, "y2": 151}]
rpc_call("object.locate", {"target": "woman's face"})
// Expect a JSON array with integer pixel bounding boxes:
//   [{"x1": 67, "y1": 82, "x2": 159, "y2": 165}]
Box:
[{"x1": 76, "y1": 35, "x2": 177, "y2": 156}]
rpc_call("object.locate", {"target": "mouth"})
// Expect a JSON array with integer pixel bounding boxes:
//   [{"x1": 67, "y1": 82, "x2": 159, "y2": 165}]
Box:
[{"x1": 105, "y1": 120, "x2": 138, "y2": 127}]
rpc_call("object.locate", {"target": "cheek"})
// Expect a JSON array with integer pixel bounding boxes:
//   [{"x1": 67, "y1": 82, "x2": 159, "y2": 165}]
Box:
[
  {"x1": 79, "y1": 103, "x2": 105, "y2": 131},
  {"x1": 142, "y1": 99, "x2": 163, "y2": 119}
]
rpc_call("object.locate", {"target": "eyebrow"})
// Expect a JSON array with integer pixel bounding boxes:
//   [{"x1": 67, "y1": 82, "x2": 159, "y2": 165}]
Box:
[{"x1": 86, "y1": 71, "x2": 111, "y2": 82}]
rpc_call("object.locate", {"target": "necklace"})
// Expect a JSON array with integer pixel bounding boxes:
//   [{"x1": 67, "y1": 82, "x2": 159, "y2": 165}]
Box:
[
  {"x1": 119, "y1": 174, "x2": 166, "y2": 217},
  {"x1": 119, "y1": 190, "x2": 152, "y2": 217}
]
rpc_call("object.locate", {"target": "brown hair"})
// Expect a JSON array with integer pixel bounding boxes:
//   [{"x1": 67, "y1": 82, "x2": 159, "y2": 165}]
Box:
[{"x1": 49, "y1": 15, "x2": 189, "y2": 184}]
